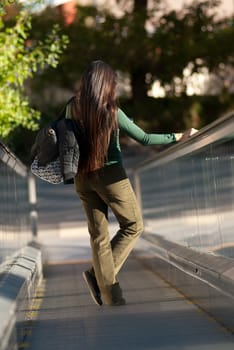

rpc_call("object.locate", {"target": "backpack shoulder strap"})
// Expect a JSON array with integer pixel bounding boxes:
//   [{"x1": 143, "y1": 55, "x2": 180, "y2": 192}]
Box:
[{"x1": 57, "y1": 96, "x2": 76, "y2": 121}]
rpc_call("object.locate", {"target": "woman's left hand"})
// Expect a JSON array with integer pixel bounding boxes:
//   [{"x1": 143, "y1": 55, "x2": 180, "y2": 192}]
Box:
[{"x1": 180, "y1": 128, "x2": 199, "y2": 141}]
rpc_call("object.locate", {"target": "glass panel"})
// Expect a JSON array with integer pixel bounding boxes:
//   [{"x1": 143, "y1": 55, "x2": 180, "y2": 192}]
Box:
[
  {"x1": 139, "y1": 136, "x2": 234, "y2": 259},
  {"x1": 0, "y1": 151, "x2": 31, "y2": 264}
]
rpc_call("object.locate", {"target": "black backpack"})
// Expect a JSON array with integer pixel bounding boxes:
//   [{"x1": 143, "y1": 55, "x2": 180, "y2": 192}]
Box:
[{"x1": 30, "y1": 96, "x2": 75, "y2": 166}]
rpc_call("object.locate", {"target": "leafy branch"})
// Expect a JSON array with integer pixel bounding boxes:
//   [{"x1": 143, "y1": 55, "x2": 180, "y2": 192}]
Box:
[{"x1": 0, "y1": 7, "x2": 69, "y2": 138}]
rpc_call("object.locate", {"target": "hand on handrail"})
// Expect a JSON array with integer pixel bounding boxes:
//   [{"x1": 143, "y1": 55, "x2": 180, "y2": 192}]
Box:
[{"x1": 175, "y1": 128, "x2": 199, "y2": 141}]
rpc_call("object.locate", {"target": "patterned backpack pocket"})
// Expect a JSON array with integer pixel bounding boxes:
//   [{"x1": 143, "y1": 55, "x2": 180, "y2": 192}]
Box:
[{"x1": 31, "y1": 157, "x2": 63, "y2": 184}]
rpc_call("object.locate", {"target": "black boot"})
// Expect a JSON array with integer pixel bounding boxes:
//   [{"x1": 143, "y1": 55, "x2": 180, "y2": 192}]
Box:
[
  {"x1": 83, "y1": 270, "x2": 103, "y2": 306},
  {"x1": 109, "y1": 282, "x2": 126, "y2": 306}
]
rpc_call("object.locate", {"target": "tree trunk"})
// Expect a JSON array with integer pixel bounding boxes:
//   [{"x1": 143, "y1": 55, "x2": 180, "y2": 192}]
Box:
[
  {"x1": 133, "y1": 0, "x2": 147, "y2": 12},
  {"x1": 130, "y1": 68, "x2": 148, "y2": 101},
  {"x1": 130, "y1": 0, "x2": 148, "y2": 101}
]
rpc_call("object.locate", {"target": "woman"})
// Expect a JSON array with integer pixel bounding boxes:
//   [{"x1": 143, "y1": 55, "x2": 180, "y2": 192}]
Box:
[{"x1": 70, "y1": 60, "x2": 196, "y2": 306}]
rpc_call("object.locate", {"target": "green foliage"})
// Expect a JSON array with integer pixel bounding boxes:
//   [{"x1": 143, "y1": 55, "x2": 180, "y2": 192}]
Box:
[{"x1": 0, "y1": 5, "x2": 68, "y2": 138}]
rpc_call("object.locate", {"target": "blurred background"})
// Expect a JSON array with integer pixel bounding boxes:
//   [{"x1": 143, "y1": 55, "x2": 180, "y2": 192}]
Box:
[{"x1": 0, "y1": 0, "x2": 234, "y2": 162}]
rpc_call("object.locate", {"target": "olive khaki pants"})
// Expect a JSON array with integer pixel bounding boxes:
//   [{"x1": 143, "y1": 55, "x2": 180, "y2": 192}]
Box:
[{"x1": 74, "y1": 164, "x2": 144, "y2": 304}]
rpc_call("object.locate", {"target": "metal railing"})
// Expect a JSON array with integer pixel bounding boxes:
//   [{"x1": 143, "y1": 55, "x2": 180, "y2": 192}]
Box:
[
  {"x1": 0, "y1": 142, "x2": 36, "y2": 265},
  {"x1": 133, "y1": 110, "x2": 234, "y2": 259}
]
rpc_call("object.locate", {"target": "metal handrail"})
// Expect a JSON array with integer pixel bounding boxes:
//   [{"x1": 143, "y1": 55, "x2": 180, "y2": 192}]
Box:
[{"x1": 134, "y1": 110, "x2": 234, "y2": 173}]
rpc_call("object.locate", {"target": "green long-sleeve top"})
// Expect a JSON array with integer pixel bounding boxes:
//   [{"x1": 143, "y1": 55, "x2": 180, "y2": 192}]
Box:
[{"x1": 106, "y1": 108, "x2": 176, "y2": 165}]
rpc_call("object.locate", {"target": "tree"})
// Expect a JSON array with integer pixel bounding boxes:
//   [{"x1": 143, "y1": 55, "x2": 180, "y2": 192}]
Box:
[
  {"x1": 23, "y1": 0, "x2": 234, "y2": 139},
  {"x1": 0, "y1": 3, "x2": 68, "y2": 139},
  {"x1": 30, "y1": 1, "x2": 234, "y2": 99}
]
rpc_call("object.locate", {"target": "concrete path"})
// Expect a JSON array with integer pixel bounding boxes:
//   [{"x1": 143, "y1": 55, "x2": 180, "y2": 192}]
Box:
[{"x1": 17, "y1": 239, "x2": 234, "y2": 350}]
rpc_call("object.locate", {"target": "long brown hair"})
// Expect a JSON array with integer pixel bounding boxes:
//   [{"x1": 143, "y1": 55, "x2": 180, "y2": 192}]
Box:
[{"x1": 71, "y1": 61, "x2": 118, "y2": 174}]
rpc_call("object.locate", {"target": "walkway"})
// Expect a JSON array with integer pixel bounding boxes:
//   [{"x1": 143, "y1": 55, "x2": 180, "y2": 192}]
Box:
[{"x1": 16, "y1": 234, "x2": 234, "y2": 350}]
